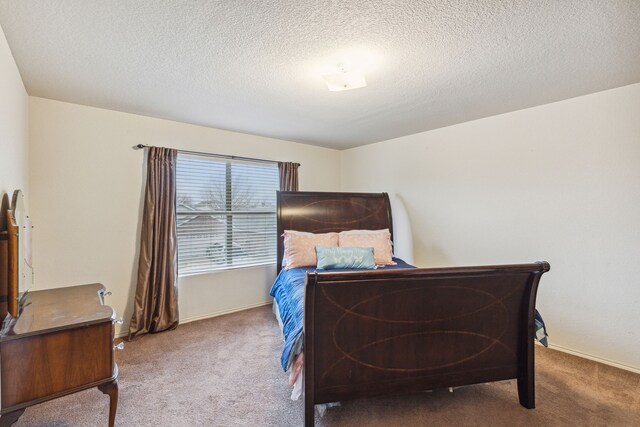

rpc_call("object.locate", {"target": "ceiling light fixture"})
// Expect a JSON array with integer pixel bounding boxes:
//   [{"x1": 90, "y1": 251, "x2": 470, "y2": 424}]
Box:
[{"x1": 322, "y1": 63, "x2": 367, "y2": 92}]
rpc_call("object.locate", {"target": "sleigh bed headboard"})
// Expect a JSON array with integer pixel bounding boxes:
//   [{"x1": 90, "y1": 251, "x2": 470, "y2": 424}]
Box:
[{"x1": 276, "y1": 191, "x2": 393, "y2": 274}]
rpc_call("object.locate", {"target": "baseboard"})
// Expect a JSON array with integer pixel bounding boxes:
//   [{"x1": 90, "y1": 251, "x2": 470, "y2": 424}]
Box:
[
  {"x1": 540, "y1": 342, "x2": 640, "y2": 374},
  {"x1": 178, "y1": 300, "x2": 273, "y2": 325},
  {"x1": 114, "y1": 300, "x2": 273, "y2": 339}
]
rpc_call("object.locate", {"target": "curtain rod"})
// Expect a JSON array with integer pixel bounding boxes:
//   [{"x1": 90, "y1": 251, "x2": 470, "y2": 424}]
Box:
[{"x1": 132, "y1": 144, "x2": 298, "y2": 166}]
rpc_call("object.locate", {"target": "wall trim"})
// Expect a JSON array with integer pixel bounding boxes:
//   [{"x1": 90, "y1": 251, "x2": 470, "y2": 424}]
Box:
[
  {"x1": 115, "y1": 300, "x2": 273, "y2": 339},
  {"x1": 179, "y1": 300, "x2": 273, "y2": 325},
  {"x1": 540, "y1": 342, "x2": 640, "y2": 374}
]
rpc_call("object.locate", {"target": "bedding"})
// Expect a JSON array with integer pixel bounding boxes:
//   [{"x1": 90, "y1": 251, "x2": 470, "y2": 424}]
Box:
[{"x1": 535, "y1": 310, "x2": 549, "y2": 347}]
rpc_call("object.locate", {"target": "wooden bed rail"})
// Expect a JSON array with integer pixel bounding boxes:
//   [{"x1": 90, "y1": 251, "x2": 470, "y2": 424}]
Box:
[{"x1": 303, "y1": 261, "x2": 550, "y2": 426}]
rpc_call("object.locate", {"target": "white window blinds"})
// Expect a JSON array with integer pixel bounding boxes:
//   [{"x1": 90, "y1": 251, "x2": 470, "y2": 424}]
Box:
[{"x1": 176, "y1": 153, "x2": 279, "y2": 276}]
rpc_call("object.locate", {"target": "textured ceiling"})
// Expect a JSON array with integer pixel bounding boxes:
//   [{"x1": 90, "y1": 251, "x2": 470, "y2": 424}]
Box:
[{"x1": 1, "y1": 1, "x2": 639, "y2": 149}]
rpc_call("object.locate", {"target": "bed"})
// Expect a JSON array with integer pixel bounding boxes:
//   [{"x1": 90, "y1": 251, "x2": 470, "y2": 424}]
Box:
[{"x1": 271, "y1": 191, "x2": 550, "y2": 426}]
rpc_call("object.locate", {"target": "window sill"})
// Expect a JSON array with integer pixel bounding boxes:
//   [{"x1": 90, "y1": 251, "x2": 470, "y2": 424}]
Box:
[{"x1": 178, "y1": 262, "x2": 276, "y2": 278}]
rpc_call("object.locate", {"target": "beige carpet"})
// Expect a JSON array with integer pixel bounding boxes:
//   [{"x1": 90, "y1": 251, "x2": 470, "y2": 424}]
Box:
[{"x1": 14, "y1": 306, "x2": 640, "y2": 426}]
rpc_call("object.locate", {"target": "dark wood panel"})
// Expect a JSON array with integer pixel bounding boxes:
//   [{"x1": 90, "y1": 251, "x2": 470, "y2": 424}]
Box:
[
  {"x1": 276, "y1": 191, "x2": 393, "y2": 274},
  {"x1": 1, "y1": 192, "x2": 8, "y2": 318},
  {"x1": 1, "y1": 322, "x2": 114, "y2": 408},
  {"x1": 304, "y1": 262, "x2": 549, "y2": 426},
  {"x1": 6, "y1": 207, "x2": 18, "y2": 318}
]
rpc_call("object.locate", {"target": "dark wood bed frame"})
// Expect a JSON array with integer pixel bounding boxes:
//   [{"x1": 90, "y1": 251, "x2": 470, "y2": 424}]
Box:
[{"x1": 277, "y1": 191, "x2": 550, "y2": 427}]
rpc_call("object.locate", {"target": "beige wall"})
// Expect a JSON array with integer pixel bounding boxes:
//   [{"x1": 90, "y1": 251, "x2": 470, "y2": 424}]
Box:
[
  {"x1": 0, "y1": 23, "x2": 28, "y2": 204},
  {"x1": 341, "y1": 83, "x2": 640, "y2": 371},
  {"x1": 28, "y1": 97, "x2": 341, "y2": 335}
]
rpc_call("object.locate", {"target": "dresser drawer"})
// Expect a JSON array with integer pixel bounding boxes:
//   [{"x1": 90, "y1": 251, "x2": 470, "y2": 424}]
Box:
[{"x1": 1, "y1": 321, "x2": 114, "y2": 409}]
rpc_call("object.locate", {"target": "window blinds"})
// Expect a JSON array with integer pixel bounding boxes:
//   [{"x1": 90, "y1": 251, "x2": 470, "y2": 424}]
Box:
[{"x1": 176, "y1": 153, "x2": 279, "y2": 276}]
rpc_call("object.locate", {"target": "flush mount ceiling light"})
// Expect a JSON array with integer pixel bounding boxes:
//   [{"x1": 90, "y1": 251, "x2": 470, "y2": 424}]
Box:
[
  {"x1": 314, "y1": 48, "x2": 379, "y2": 92},
  {"x1": 322, "y1": 63, "x2": 367, "y2": 92}
]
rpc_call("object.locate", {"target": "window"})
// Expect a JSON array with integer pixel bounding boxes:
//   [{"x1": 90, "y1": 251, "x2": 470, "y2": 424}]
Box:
[{"x1": 176, "y1": 154, "x2": 279, "y2": 275}]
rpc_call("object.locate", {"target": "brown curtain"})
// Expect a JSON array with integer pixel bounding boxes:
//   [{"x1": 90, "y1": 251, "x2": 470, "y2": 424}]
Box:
[
  {"x1": 128, "y1": 147, "x2": 179, "y2": 341},
  {"x1": 278, "y1": 162, "x2": 300, "y2": 191}
]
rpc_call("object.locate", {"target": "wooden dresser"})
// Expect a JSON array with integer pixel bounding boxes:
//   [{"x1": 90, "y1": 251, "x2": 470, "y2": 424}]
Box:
[{"x1": 0, "y1": 283, "x2": 119, "y2": 426}]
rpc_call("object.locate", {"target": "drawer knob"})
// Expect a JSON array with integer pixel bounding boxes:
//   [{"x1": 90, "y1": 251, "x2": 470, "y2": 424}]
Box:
[
  {"x1": 114, "y1": 342, "x2": 125, "y2": 351},
  {"x1": 113, "y1": 317, "x2": 124, "y2": 325}
]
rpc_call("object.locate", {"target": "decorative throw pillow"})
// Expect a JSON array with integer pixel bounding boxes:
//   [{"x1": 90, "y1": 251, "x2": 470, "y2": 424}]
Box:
[
  {"x1": 315, "y1": 246, "x2": 376, "y2": 270},
  {"x1": 283, "y1": 230, "x2": 339, "y2": 269},
  {"x1": 338, "y1": 229, "x2": 394, "y2": 265}
]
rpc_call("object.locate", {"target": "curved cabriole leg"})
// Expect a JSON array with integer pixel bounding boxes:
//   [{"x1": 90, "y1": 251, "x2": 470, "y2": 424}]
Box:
[
  {"x1": 98, "y1": 379, "x2": 119, "y2": 427},
  {"x1": 0, "y1": 409, "x2": 25, "y2": 427}
]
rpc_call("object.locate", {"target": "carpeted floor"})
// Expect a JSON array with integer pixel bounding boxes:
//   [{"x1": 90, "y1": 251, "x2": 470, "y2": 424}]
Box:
[{"x1": 14, "y1": 305, "x2": 640, "y2": 426}]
